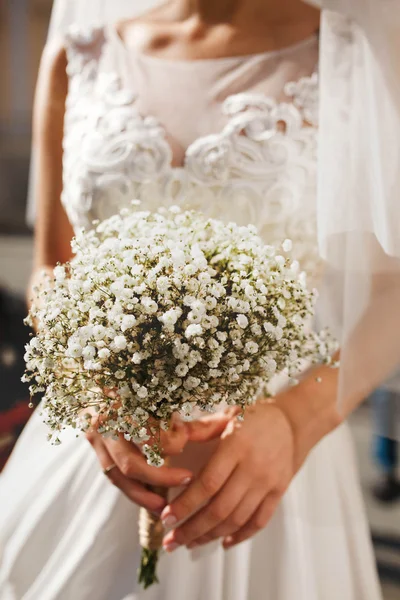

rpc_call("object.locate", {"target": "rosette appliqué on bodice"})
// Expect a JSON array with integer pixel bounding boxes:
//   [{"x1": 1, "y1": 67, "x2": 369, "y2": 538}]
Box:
[{"x1": 62, "y1": 26, "x2": 322, "y2": 279}]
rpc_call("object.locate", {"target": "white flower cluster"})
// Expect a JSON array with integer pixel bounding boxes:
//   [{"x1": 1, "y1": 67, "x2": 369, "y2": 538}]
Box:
[{"x1": 24, "y1": 205, "x2": 336, "y2": 465}]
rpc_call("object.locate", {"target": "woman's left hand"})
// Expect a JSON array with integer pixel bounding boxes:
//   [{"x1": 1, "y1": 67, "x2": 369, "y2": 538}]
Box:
[{"x1": 161, "y1": 401, "x2": 297, "y2": 551}]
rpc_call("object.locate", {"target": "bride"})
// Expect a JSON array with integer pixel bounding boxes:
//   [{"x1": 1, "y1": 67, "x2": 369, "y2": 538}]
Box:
[{"x1": 1, "y1": 0, "x2": 399, "y2": 598}]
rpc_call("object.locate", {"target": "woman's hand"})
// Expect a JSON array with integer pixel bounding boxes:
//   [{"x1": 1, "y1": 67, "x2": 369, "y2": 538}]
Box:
[
  {"x1": 86, "y1": 409, "x2": 237, "y2": 515},
  {"x1": 86, "y1": 413, "x2": 194, "y2": 515},
  {"x1": 161, "y1": 401, "x2": 296, "y2": 551},
  {"x1": 161, "y1": 364, "x2": 342, "y2": 551}
]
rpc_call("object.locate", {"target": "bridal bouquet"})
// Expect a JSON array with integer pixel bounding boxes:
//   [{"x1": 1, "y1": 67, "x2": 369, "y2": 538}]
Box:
[{"x1": 24, "y1": 204, "x2": 335, "y2": 588}]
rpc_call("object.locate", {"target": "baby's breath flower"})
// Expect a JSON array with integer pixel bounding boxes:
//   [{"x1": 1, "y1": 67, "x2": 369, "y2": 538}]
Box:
[
  {"x1": 67, "y1": 343, "x2": 83, "y2": 358},
  {"x1": 159, "y1": 308, "x2": 181, "y2": 328},
  {"x1": 184, "y1": 376, "x2": 201, "y2": 390},
  {"x1": 175, "y1": 363, "x2": 189, "y2": 377},
  {"x1": 282, "y1": 239, "x2": 293, "y2": 252},
  {"x1": 137, "y1": 386, "x2": 148, "y2": 399},
  {"x1": 245, "y1": 341, "x2": 259, "y2": 354},
  {"x1": 141, "y1": 297, "x2": 158, "y2": 314},
  {"x1": 98, "y1": 348, "x2": 110, "y2": 360},
  {"x1": 277, "y1": 298, "x2": 286, "y2": 310},
  {"x1": 207, "y1": 316, "x2": 219, "y2": 328},
  {"x1": 185, "y1": 324, "x2": 203, "y2": 339},
  {"x1": 131, "y1": 352, "x2": 142, "y2": 364},
  {"x1": 93, "y1": 325, "x2": 106, "y2": 340},
  {"x1": 23, "y1": 207, "x2": 336, "y2": 467},
  {"x1": 143, "y1": 445, "x2": 164, "y2": 467},
  {"x1": 121, "y1": 315, "x2": 137, "y2": 332},
  {"x1": 237, "y1": 314, "x2": 249, "y2": 329},
  {"x1": 82, "y1": 345, "x2": 96, "y2": 360},
  {"x1": 156, "y1": 276, "x2": 170, "y2": 293},
  {"x1": 53, "y1": 265, "x2": 66, "y2": 281},
  {"x1": 114, "y1": 335, "x2": 127, "y2": 351},
  {"x1": 216, "y1": 331, "x2": 227, "y2": 342}
]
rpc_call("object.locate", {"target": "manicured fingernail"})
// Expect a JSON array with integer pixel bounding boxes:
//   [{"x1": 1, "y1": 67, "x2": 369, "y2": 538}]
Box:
[
  {"x1": 224, "y1": 536, "x2": 234, "y2": 547},
  {"x1": 163, "y1": 514, "x2": 177, "y2": 527},
  {"x1": 181, "y1": 476, "x2": 192, "y2": 486},
  {"x1": 161, "y1": 508, "x2": 177, "y2": 527},
  {"x1": 163, "y1": 541, "x2": 180, "y2": 553}
]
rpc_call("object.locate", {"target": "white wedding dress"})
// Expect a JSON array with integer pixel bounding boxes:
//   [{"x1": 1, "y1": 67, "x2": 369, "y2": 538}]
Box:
[{"x1": 0, "y1": 26, "x2": 383, "y2": 600}]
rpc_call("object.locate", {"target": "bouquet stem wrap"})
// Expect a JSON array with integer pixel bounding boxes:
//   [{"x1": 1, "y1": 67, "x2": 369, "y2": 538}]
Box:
[{"x1": 138, "y1": 466, "x2": 169, "y2": 588}]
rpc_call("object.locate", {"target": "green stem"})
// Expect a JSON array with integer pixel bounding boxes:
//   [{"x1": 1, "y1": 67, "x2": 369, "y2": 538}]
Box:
[{"x1": 138, "y1": 548, "x2": 160, "y2": 589}]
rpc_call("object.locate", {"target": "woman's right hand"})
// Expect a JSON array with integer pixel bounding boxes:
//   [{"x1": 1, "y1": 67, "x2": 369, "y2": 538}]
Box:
[{"x1": 86, "y1": 414, "x2": 194, "y2": 515}]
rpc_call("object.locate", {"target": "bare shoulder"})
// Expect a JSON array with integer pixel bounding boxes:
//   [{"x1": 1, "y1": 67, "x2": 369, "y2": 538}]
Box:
[
  {"x1": 37, "y1": 38, "x2": 68, "y2": 106},
  {"x1": 41, "y1": 37, "x2": 67, "y2": 80},
  {"x1": 34, "y1": 38, "x2": 69, "y2": 130}
]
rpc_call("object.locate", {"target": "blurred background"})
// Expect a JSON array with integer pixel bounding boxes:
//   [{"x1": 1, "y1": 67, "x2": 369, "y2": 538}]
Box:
[
  {"x1": 0, "y1": 0, "x2": 52, "y2": 468},
  {"x1": 0, "y1": 2, "x2": 399, "y2": 598}
]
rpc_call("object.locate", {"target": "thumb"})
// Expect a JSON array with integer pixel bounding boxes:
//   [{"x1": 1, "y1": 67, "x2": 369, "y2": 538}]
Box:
[
  {"x1": 186, "y1": 407, "x2": 241, "y2": 443},
  {"x1": 158, "y1": 413, "x2": 190, "y2": 456}
]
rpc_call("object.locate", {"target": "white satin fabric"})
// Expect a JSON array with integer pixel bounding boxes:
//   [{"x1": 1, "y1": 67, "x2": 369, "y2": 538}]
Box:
[
  {"x1": 0, "y1": 28, "x2": 382, "y2": 600},
  {"x1": 0, "y1": 412, "x2": 381, "y2": 600}
]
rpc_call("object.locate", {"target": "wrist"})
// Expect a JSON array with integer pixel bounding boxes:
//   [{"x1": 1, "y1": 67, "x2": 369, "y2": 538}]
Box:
[{"x1": 274, "y1": 366, "x2": 342, "y2": 469}]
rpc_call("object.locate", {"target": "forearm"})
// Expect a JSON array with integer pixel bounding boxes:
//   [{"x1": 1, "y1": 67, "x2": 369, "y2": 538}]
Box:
[
  {"x1": 276, "y1": 270, "x2": 400, "y2": 467},
  {"x1": 275, "y1": 356, "x2": 343, "y2": 469},
  {"x1": 28, "y1": 41, "x2": 73, "y2": 318}
]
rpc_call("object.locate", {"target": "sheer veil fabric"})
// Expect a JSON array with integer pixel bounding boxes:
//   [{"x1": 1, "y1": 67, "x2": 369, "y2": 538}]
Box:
[
  {"x1": 40, "y1": 0, "x2": 400, "y2": 434},
  {"x1": 309, "y1": 1, "x2": 400, "y2": 412}
]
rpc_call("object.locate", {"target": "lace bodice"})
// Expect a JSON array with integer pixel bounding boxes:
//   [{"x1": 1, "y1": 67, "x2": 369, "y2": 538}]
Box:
[{"x1": 62, "y1": 26, "x2": 322, "y2": 280}]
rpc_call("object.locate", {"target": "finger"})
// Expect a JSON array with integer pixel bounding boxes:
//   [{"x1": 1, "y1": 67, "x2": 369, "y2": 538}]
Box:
[
  {"x1": 223, "y1": 493, "x2": 280, "y2": 549},
  {"x1": 158, "y1": 413, "x2": 190, "y2": 456},
  {"x1": 89, "y1": 435, "x2": 167, "y2": 514},
  {"x1": 160, "y1": 440, "x2": 238, "y2": 533},
  {"x1": 108, "y1": 471, "x2": 168, "y2": 514},
  {"x1": 105, "y1": 435, "x2": 193, "y2": 487},
  {"x1": 164, "y1": 468, "x2": 251, "y2": 548},
  {"x1": 186, "y1": 407, "x2": 240, "y2": 443},
  {"x1": 95, "y1": 407, "x2": 189, "y2": 456},
  {"x1": 187, "y1": 488, "x2": 266, "y2": 548}
]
